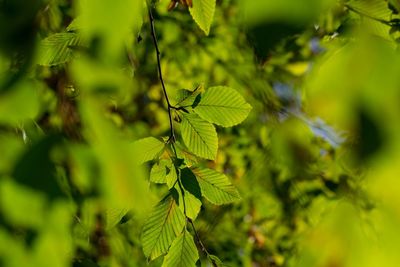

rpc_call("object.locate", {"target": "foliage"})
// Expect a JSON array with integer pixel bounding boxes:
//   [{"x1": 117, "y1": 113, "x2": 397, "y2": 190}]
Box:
[{"x1": 1, "y1": 0, "x2": 400, "y2": 267}]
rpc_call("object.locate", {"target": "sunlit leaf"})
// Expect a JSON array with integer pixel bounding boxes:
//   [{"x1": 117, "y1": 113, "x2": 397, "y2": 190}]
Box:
[
  {"x1": 141, "y1": 194, "x2": 186, "y2": 260},
  {"x1": 132, "y1": 137, "x2": 165, "y2": 164},
  {"x1": 162, "y1": 229, "x2": 199, "y2": 267},
  {"x1": 189, "y1": 0, "x2": 216, "y2": 35},
  {"x1": 191, "y1": 167, "x2": 240, "y2": 205},
  {"x1": 180, "y1": 113, "x2": 218, "y2": 160},
  {"x1": 194, "y1": 86, "x2": 252, "y2": 127},
  {"x1": 150, "y1": 159, "x2": 170, "y2": 184}
]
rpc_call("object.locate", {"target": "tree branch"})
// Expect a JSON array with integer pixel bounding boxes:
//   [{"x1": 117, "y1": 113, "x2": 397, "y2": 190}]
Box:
[{"x1": 147, "y1": 5, "x2": 214, "y2": 264}]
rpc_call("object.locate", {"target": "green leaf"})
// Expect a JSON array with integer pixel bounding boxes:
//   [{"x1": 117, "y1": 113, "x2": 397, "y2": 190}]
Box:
[
  {"x1": 166, "y1": 163, "x2": 178, "y2": 189},
  {"x1": 132, "y1": 137, "x2": 165, "y2": 164},
  {"x1": 189, "y1": 0, "x2": 216, "y2": 35},
  {"x1": 141, "y1": 194, "x2": 186, "y2": 260},
  {"x1": 194, "y1": 86, "x2": 252, "y2": 127},
  {"x1": 37, "y1": 33, "x2": 82, "y2": 66},
  {"x1": 179, "y1": 168, "x2": 202, "y2": 220},
  {"x1": 0, "y1": 81, "x2": 40, "y2": 125},
  {"x1": 208, "y1": 254, "x2": 224, "y2": 266},
  {"x1": 175, "y1": 141, "x2": 199, "y2": 166},
  {"x1": 174, "y1": 184, "x2": 202, "y2": 221},
  {"x1": 162, "y1": 229, "x2": 199, "y2": 267},
  {"x1": 150, "y1": 158, "x2": 177, "y2": 187},
  {"x1": 191, "y1": 167, "x2": 241, "y2": 205},
  {"x1": 180, "y1": 113, "x2": 218, "y2": 160},
  {"x1": 175, "y1": 86, "x2": 202, "y2": 107},
  {"x1": 150, "y1": 160, "x2": 170, "y2": 184}
]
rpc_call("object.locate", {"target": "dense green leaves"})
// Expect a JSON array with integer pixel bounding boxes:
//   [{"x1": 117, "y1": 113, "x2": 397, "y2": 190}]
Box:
[
  {"x1": 141, "y1": 195, "x2": 186, "y2": 260},
  {"x1": 4, "y1": 0, "x2": 392, "y2": 266},
  {"x1": 192, "y1": 167, "x2": 241, "y2": 205},
  {"x1": 180, "y1": 113, "x2": 218, "y2": 160},
  {"x1": 189, "y1": 0, "x2": 216, "y2": 35},
  {"x1": 194, "y1": 86, "x2": 252, "y2": 127},
  {"x1": 132, "y1": 137, "x2": 165, "y2": 164},
  {"x1": 162, "y1": 229, "x2": 199, "y2": 267}
]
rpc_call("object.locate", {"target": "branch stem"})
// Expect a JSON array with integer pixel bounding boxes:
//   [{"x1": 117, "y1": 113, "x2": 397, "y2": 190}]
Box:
[{"x1": 148, "y1": 5, "x2": 176, "y2": 142}]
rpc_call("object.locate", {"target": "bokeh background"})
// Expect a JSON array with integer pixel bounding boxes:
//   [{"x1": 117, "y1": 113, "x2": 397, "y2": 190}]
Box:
[{"x1": 1, "y1": 0, "x2": 400, "y2": 266}]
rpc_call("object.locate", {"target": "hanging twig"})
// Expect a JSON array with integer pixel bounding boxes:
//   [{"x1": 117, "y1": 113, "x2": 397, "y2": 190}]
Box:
[
  {"x1": 147, "y1": 3, "x2": 214, "y2": 263},
  {"x1": 148, "y1": 4, "x2": 176, "y2": 143}
]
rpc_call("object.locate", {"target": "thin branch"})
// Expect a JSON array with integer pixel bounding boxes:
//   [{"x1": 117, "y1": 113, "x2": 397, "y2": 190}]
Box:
[
  {"x1": 188, "y1": 219, "x2": 210, "y2": 256},
  {"x1": 148, "y1": 5, "x2": 176, "y2": 142},
  {"x1": 147, "y1": 5, "x2": 215, "y2": 264}
]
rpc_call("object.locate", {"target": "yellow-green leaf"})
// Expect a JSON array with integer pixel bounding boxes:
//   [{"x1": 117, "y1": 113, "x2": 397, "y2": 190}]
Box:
[
  {"x1": 192, "y1": 167, "x2": 241, "y2": 205},
  {"x1": 162, "y1": 229, "x2": 199, "y2": 267},
  {"x1": 180, "y1": 113, "x2": 218, "y2": 160},
  {"x1": 189, "y1": 0, "x2": 216, "y2": 35},
  {"x1": 194, "y1": 86, "x2": 252, "y2": 127},
  {"x1": 141, "y1": 195, "x2": 186, "y2": 260}
]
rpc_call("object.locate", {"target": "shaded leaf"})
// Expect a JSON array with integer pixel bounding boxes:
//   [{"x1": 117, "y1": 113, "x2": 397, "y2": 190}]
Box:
[
  {"x1": 175, "y1": 87, "x2": 202, "y2": 107},
  {"x1": 12, "y1": 134, "x2": 66, "y2": 201},
  {"x1": 208, "y1": 255, "x2": 224, "y2": 267},
  {"x1": 175, "y1": 141, "x2": 199, "y2": 166},
  {"x1": 37, "y1": 32, "x2": 82, "y2": 66}
]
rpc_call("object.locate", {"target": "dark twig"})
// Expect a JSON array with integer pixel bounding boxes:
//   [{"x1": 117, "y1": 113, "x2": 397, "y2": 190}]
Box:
[
  {"x1": 188, "y1": 218, "x2": 210, "y2": 256},
  {"x1": 148, "y1": 5, "x2": 176, "y2": 142}
]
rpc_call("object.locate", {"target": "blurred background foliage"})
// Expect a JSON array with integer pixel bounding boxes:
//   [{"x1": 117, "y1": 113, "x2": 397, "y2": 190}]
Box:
[{"x1": 1, "y1": 0, "x2": 400, "y2": 266}]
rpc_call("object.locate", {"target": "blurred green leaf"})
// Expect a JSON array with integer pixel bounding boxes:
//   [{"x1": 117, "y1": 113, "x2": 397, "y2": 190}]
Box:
[{"x1": 132, "y1": 137, "x2": 165, "y2": 164}]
